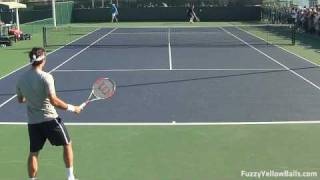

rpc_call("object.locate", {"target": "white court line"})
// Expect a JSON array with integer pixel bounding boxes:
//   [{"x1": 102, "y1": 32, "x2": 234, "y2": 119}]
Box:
[
  {"x1": 221, "y1": 27, "x2": 320, "y2": 92},
  {"x1": 49, "y1": 28, "x2": 117, "y2": 72},
  {"x1": 55, "y1": 69, "x2": 169, "y2": 72},
  {"x1": 111, "y1": 32, "x2": 166, "y2": 35},
  {"x1": 54, "y1": 68, "x2": 285, "y2": 72},
  {"x1": 125, "y1": 26, "x2": 214, "y2": 28},
  {"x1": 237, "y1": 26, "x2": 320, "y2": 67},
  {"x1": 75, "y1": 25, "x2": 217, "y2": 28},
  {"x1": 170, "y1": 68, "x2": 286, "y2": 71},
  {"x1": 111, "y1": 31, "x2": 222, "y2": 35},
  {"x1": 2, "y1": 121, "x2": 320, "y2": 126},
  {"x1": 0, "y1": 28, "x2": 118, "y2": 109},
  {"x1": 168, "y1": 28, "x2": 173, "y2": 70}
]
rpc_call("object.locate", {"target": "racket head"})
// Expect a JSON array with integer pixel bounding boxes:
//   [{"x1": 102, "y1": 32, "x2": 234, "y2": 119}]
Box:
[{"x1": 92, "y1": 77, "x2": 116, "y2": 100}]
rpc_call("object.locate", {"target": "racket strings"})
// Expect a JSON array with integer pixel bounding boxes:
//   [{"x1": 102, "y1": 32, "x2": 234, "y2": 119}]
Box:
[
  {"x1": 92, "y1": 78, "x2": 116, "y2": 99},
  {"x1": 80, "y1": 77, "x2": 116, "y2": 109}
]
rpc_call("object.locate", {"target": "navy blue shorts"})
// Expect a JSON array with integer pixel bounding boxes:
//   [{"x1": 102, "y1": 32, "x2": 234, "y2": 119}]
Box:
[{"x1": 28, "y1": 117, "x2": 71, "y2": 152}]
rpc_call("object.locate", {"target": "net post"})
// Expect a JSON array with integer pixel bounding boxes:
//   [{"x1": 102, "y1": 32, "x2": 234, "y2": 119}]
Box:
[
  {"x1": 43, "y1": 27, "x2": 47, "y2": 48},
  {"x1": 291, "y1": 24, "x2": 296, "y2": 45},
  {"x1": 266, "y1": 24, "x2": 270, "y2": 46}
]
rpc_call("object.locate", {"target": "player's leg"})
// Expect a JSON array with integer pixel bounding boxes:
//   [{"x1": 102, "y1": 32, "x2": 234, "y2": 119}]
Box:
[
  {"x1": 27, "y1": 123, "x2": 46, "y2": 179},
  {"x1": 46, "y1": 117, "x2": 76, "y2": 180},
  {"x1": 195, "y1": 14, "x2": 200, "y2": 22},
  {"x1": 28, "y1": 152, "x2": 39, "y2": 178},
  {"x1": 111, "y1": 13, "x2": 115, "y2": 22},
  {"x1": 190, "y1": 15, "x2": 194, "y2": 23},
  {"x1": 64, "y1": 143, "x2": 75, "y2": 180},
  {"x1": 64, "y1": 144, "x2": 73, "y2": 167}
]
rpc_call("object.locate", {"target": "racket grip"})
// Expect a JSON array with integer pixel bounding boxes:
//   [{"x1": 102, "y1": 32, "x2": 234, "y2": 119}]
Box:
[{"x1": 80, "y1": 102, "x2": 87, "y2": 110}]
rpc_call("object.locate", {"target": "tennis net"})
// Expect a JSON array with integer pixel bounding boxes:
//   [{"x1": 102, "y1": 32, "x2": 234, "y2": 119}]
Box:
[{"x1": 43, "y1": 24, "x2": 296, "y2": 48}]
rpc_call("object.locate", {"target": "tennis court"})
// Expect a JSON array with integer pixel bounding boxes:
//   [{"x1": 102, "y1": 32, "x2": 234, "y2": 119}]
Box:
[
  {"x1": 1, "y1": 25, "x2": 320, "y2": 123},
  {"x1": 1, "y1": 23, "x2": 320, "y2": 180}
]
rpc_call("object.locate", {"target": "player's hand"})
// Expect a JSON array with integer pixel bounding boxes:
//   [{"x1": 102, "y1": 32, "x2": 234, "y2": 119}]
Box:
[{"x1": 74, "y1": 106, "x2": 82, "y2": 114}]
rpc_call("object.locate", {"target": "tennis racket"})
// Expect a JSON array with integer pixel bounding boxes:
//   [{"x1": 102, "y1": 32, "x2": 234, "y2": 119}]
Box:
[{"x1": 80, "y1": 77, "x2": 116, "y2": 109}]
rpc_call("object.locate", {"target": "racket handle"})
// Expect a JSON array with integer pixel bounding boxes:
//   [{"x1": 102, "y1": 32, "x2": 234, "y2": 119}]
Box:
[{"x1": 80, "y1": 102, "x2": 87, "y2": 110}]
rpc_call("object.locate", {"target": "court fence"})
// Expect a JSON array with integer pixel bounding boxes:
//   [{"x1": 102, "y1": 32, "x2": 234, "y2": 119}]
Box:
[
  {"x1": 72, "y1": 0, "x2": 261, "y2": 9},
  {"x1": 55, "y1": 1, "x2": 74, "y2": 25},
  {"x1": 1, "y1": 2, "x2": 261, "y2": 24},
  {"x1": 0, "y1": 9, "x2": 51, "y2": 24},
  {"x1": 72, "y1": 6, "x2": 261, "y2": 22}
]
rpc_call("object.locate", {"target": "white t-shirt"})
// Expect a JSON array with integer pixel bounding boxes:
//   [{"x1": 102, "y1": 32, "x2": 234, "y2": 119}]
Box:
[{"x1": 16, "y1": 69, "x2": 58, "y2": 124}]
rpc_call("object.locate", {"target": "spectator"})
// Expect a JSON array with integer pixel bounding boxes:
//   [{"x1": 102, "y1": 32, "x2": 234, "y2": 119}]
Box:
[{"x1": 263, "y1": 5, "x2": 320, "y2": 36}]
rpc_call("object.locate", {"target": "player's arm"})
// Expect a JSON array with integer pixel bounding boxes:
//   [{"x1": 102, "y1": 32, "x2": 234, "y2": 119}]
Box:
[
  {"x1": 16, "y1": 85, "x2": 26, "y2": 103},
  {"x1": 45, "y1": 74, "x2": 81, "y2": 114},
  {"x1": 17, "y1": 95, "x2": 26, "y2": 103},
  {"x1": 48, "y1": 94, "x2": 81, "y2": 114}
]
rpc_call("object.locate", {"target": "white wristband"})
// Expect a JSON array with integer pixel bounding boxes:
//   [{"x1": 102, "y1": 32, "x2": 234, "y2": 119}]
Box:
[{"x1": 67, "y1": 104, "x2": 75, "y2": 112}]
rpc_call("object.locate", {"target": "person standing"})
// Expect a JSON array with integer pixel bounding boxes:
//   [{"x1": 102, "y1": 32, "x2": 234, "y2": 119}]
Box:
[
  {"x1": 111, "y1": 3, "x2": 119, "y2": 23},
  {"x1": 187, "y1": 4, "x2": 200, "y2": 23},
  {"x1": 16, "y1": 47, "x2": 82, "y2": 180}
]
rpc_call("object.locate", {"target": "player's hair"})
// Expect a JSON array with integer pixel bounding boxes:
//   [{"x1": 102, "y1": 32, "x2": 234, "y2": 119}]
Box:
[{"x1": 29, "y1": 47, "x2": 46, "y2": 67}]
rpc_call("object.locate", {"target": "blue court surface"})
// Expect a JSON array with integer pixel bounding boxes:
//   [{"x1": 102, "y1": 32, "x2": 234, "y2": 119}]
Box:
[{"x1": 1, "y1": 27, "x2": 320, "y2": 123}]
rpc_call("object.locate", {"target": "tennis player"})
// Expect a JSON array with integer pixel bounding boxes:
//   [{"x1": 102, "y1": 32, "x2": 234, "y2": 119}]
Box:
[
  {"x1": 187, "y1": 4, "x2": 200, "y2": 23},
  {"x1": 111, "y1": 3, "x2": 119, "y2": 23},
  {"x1": 16, "y1": 47, "x2": 82, "y2": 180}
]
